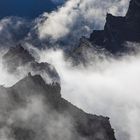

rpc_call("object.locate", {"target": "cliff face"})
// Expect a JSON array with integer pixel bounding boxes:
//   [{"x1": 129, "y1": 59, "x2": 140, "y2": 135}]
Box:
[
  {"x1": 90, "y1": 0, "x2": 140, "y2": 53},
  {"x1": 73, "y1": 0, "x2": 140, "y2": 58},
  {"x1": 0, "y1": 73, "x2": 116, "y2": 140},
  {"x1": 2, "y1": 45, "x2": 60, "y2": 83},
  {"x1": 0, "y1": 46, "x2": 116, "y2": 140}
]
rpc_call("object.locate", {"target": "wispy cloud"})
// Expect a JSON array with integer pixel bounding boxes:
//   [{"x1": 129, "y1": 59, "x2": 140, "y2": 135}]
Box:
[
  {"x1": 36, "y1": 0, "x2": 130, "y2": 46},
  {"x1": 37, "y1": 45, "x2": 140, "y2": 140}
]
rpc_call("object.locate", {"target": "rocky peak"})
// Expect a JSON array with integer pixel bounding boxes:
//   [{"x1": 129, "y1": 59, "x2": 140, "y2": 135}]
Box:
[
  {"x1": 88, "y1": 0, "x2": 140, "y2": 54},
  {"x1": 2, "y1": 45, "x2": 60, "y2": 83},
  {"x1": 125, "y1": 0, "x2": 140, "y2": 36},
  {"x1": 70, "y1": 0, "x2": 140, "y2": 65},
  {"x1": 11, "y1": 74, "x2": 61, "y2": 107},
  {"x1": 0, "y1": 72, "x2": 116, "y2": 140},
  {"x1": 4, "y1": 44, "x2": 34, "y2": 61},
  {"x1": 3, "y1": 45, "x2": 34, "y2": 70}
]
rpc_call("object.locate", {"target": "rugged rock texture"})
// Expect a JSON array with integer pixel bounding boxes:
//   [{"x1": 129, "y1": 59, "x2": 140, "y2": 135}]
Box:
[
  {"x1": 90, "y1": 0, "x2": 140, "y2": 53},
  {"x1": 69, "y1": 36, "x2": 110, "y2": 65},
  {"x1": 2, "y1": 45, "x2": 60, "y2": 83},
  {"x1": 0, "y1": 74, "x2": 116, "y2": 140},
  {"x1": 72, "y1": 0, "x2": 140, "y2": 61}
]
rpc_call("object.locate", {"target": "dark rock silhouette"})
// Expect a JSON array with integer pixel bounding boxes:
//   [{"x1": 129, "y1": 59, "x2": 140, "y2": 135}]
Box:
[
  {"x1": 71, "y1": 0, "x2": 140, "y2": 64},
  {"x1": 90, "y1": 0, "x2": 140, "y2": 53},
  {"x1": 1, "y1": 0, "x2": 135, "y2": 138},
  {"x1": 0, "y1": 74, "x2": 116, "y2": 140}
]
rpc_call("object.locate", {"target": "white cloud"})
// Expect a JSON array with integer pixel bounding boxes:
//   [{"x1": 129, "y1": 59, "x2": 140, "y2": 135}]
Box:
[
  {"x1": 37, "y1": 0, "x2": 130, "y2": 43},
  {"x1": 37, "y1": 0, "x2": 80, "y2": 40},
  {"x1": 0, "y1": 1, "x2": 138, "y2": 140},
  {"x1": 37, "y1": 46, "x2": 140, "y2": 140}
]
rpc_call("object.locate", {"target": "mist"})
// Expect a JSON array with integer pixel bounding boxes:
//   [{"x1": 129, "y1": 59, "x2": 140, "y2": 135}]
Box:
[
  {"x1": 0, "y1": 0, "x2": 139, "y2": 140},
  {"x1": 0, "y1": 48, "x2": 77, "y2": 140},
  {"x1": 0, "y1": 91, "x2": 77, "y2": 140},
  {"x1": 0, "y1": 0, "x2": 130, "y2": 49},
  {"x1": 36, "y1": 0, "x2": 130, "y2": 46},
  {"x1": 1, "y1": 42, "x2": 140, "y2": 140},
  {"x1": 36, "y1": 46, "x2": 140, "y2": 140}
]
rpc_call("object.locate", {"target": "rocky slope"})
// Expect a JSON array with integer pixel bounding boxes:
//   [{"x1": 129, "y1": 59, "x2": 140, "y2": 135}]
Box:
[
  {"x1": 1, "y1": 0, "x2": 139, "y2": 140},
  {"x1": 71, "y1": 0, "x2": 140, "y2": 63},
  {"x1": 0, "y1": 45, "x2": 116, "y2": 140},
  {"x1": 0, "y1": 73, "x2": 116, "y2": 140},
  {"x1": 2, "y1": 45, "x2": 60, "y2": 83}
]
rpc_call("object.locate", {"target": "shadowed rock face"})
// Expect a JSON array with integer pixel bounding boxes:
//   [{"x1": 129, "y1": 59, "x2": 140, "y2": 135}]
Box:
[
  {"x1": 0, "y1": 74, "x2": 116, "y2": 140},
  {"x1": 126, "y1": 0, "x2": 140, "y2": 20},
  {"x1": 2, "y1": 45, "x2": 60, "y2": 83},
  {"x1": 3, "y1": 45, "x2": 35, "y2": 69},
  {"x1": 0, "y1": 46, "x2": 116, "y2": 140},
  {"x1": 90, "y1": 0, "x2": 140, "y2": 54},
  {"x1": 72, "y1": 0, "x2": 140, "y2": 60}
]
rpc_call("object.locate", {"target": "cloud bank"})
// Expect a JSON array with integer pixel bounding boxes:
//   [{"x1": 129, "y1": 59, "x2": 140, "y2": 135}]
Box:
[
  {"x1": 0, "y1": 0, "x2": 139, "y2": 140},
  {"x1": 36, "y1": 0, "x2": 130, "y2": 47},
  {"x1": 36, "y1": 47, "x2": 140, "y2": 140},
  {"x1": 0, "y1": 0, "x2": 130, "y2": 49}
]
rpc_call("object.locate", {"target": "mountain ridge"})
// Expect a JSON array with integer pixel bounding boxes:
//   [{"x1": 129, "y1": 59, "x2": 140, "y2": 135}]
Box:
[
  {"x1": 0, "y1": 72, "x2": 116, "y2": 140},
  {"x1": 70, "y1": 0, "x2": 140, "y2": 64}
]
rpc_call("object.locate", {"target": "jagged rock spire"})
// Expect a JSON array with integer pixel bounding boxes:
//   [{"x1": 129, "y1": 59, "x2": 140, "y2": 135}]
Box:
[{"x1": 126, "y1": 0, "x2": 140, "y2": 20}]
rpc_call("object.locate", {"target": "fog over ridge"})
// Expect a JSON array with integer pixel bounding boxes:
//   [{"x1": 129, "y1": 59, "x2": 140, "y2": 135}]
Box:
[
  {"x1": 36, "y1": 45, "x2": 140, "y2": 140},
  {"x1": 0, "y1": 0, "x2": 130, "y2": 48},
  {"x1": 36, "y1": 0, "x2": 130, "y2": 46},
  {"x1": 0, "y1": 0, "x2": 139, "y2": 140}
]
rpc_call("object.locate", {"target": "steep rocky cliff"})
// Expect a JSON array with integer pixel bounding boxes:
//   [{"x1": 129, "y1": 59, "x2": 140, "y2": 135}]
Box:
[
  {"x1": 72, "y1": 0, "x2": 140, "y2": 63},
  {"x1": 2, "y1": 45, "x2": 60, "y2": 83},
  {"x1": 0, "y1": 45, "x2": 116, "y2": 140},
  {"x1": 0, "y1": 73, "x2": 116, "y2": 140},
  {"x1": 90, "y1": 0, "x2": 140, "y2": 53}
]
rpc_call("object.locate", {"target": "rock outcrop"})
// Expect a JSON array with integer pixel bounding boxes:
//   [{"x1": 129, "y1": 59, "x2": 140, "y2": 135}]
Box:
[
  {"x1": 72, "y1": 0, "x2": 140, "y2": 61},
  {"x1": 90, "y1": 0, "x2": 140, "y2": 53},
  {"x1": 0, "y1": 74, "x2": 116, "y2": 140},
  {"x1": 2, "y1": 45, "x2": 60, "y2": 83}
]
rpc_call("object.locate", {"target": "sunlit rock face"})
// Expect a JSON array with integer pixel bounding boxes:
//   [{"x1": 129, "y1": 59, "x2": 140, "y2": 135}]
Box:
[
  {"x1": 0, "y1": 0, "x2": 63, "y2": 19},
  {"x1": 0, "y1": 45, "x2": 116, "y2": 140}
]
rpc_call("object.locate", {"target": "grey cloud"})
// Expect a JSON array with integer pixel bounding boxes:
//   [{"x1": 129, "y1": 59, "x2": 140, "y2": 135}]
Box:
[
  {"x1": 36, "y1": 46, "x2": 140, "y2": 140},
  {"x1": 36, "y1": 0, "x2": 130, "y2": 48},
  {"x1": 0, "y1": 1, "x2": 138, "y2": 140},
  {"x1": 0, "y1": 0, "x2": 130, "y2": 49}
]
